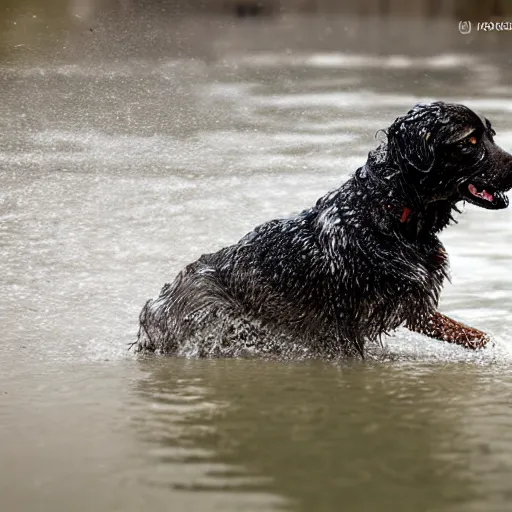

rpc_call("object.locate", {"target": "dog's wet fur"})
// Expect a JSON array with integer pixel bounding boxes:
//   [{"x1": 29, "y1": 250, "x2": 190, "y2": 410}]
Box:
[{"x1": 136, "y1": 102, "x2": 512, "y2": 358}]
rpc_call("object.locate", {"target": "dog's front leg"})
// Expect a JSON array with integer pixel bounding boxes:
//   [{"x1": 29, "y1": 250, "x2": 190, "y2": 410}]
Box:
[{"x1": 407, "y1": 311, "x2": 490, "y2": 349}]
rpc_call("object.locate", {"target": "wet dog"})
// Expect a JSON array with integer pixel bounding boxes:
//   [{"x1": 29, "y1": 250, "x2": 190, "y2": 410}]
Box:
[{"x1": 136, "y1": 102, "x2": 512, "y2": 358}]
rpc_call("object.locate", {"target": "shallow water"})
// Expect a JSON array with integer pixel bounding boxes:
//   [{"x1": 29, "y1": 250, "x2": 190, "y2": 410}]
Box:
[{"x1": 2, "y1": 4, "x2": 512, "y2": 511}]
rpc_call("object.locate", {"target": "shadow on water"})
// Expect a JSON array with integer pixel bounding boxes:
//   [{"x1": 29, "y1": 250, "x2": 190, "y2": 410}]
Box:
[{"x1": 133, "y1": 357, "x2": 512, "y2": 512}]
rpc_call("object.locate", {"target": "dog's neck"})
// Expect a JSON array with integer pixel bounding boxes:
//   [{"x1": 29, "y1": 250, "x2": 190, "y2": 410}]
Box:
[{"x1": 342, "y1": 165, "x2": 459, "y2": 237}]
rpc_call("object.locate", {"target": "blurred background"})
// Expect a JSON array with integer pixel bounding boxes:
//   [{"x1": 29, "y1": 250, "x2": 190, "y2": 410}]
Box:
[
  {"x1": 2, "y1": 0, "x2": 512, "y2": 61},
  {"x1": 2, "y1": 2, "x2": 512, "y2": 512}
]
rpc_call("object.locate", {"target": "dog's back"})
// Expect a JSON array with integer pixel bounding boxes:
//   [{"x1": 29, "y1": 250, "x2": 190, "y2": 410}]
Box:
[{"x1": 137, "y1": 209, "x2": 343, "y2": 358}]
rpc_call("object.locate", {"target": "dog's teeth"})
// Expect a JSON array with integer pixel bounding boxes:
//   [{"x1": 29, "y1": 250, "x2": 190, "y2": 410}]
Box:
[
  {"x1": 468, "y1": 183, "x2": 494, "y2": 202},
  {"x1": 482, "y1": 190, "x2": 494, "y2": 201}
]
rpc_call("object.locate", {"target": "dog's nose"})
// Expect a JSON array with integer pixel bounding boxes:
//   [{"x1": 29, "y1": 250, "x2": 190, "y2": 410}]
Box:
[
  {"x1": 498, "y1": 146, "x2": 512, "y2": 166},
  {"x1": 494, "y1": 145, "x2": 512, "y2": 188}
]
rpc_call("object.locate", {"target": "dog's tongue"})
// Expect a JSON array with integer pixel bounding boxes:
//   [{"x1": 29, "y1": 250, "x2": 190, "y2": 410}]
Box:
[{"x1": 468, "y1": 183, "x2": 494, "y2": 202}]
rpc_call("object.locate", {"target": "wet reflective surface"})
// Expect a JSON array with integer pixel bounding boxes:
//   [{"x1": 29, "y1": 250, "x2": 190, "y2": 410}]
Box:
[{"x1": 2, "y1": 4, "x2": 512, "y2": 511}]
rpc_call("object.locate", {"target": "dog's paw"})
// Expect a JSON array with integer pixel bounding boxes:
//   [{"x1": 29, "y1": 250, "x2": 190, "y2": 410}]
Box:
[
  {"x1": 462, "y1": 332, "x2": 492, "y2": 350},
  {"x1": 415, "y1": 311, "x2": 492, "y2": 351}
]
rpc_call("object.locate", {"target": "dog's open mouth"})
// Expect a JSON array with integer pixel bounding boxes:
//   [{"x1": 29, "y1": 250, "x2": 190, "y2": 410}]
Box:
[{"x1": 459, "y1": 181, "x2": 509, "y2": 210}]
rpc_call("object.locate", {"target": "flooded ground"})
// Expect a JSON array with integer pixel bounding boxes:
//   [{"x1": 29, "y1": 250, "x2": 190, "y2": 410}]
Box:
[{"x1": 1, "y1": 3, "x2": 512, "y2": 511}]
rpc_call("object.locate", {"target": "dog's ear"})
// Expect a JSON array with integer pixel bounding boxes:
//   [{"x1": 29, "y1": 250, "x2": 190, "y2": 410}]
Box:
[
  {"x1": 484, "y1": 117, "x2": 496, "y2": 139},
  {"x1": 386, "y1": 103, "x2": 445, "y2": 173}
]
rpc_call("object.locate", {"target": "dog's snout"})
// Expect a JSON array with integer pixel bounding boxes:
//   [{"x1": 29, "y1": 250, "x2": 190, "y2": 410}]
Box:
[{"x1": 492, "y1": 145, "x2": 512, "y2": 188}]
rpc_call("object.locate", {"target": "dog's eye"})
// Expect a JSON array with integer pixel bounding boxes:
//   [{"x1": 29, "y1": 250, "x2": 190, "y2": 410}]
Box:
[{"x1": 459, "y1": 134, "x2": 479, "y2": 147}]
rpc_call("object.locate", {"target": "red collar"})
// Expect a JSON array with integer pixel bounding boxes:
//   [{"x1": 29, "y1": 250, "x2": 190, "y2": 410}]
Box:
[
  {"x1": 385, "y1": 203, "x2": 414, "y2": 223},
  {"x1": 400, "y1": 206, "x2": 413, "y2": 223}
]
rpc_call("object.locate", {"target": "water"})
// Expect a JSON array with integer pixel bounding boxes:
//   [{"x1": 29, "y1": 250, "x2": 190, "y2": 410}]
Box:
[{"x1": 2, "y1": 4, "x2": 512, "y2": 511}]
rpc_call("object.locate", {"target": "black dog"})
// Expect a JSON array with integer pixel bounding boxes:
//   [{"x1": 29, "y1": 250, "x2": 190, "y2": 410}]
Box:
[{"x1": 136, "y1": 102, "x2": 512, "y2": 358}]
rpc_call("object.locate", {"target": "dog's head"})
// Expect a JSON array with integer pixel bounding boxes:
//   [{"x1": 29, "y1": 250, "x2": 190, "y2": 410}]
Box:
[{"x1": 384, "y1": 101, "x2": 512, "y2": 210}]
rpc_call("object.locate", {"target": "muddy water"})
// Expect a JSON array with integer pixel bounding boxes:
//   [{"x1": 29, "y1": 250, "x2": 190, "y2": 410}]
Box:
[{"x1": 2, "y1": 4, "x2": 512, "y2": 512}]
